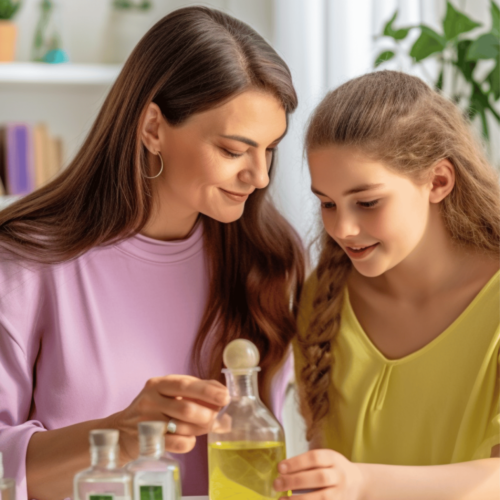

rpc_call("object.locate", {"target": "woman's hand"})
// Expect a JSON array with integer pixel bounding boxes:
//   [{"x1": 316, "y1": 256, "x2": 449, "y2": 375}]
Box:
[
  {"x1": 107, "y1": 374, "x2": 229, "y2": 462},
  {"x1": 274, "y1": 449, "x2": 366, "y2": 500}
]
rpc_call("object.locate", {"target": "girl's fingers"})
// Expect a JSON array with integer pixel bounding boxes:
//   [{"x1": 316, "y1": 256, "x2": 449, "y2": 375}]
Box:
[
  {"x1": 274, "y1": 468, "x2": 339, "y2": 492},
  {"x1": 280, "y1": 487, "x2": 340, "y2": 500},
  {"x1": 152, "y1": 375, "x2": 229, "y2": 407},
  {"x1": 278, "y1": 450, "x2": 337, "y2": 474}
]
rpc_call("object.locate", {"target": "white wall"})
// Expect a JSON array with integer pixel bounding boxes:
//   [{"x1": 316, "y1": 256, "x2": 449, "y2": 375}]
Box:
[{"x1": 13, "y1": 0, "x2": 274, "y2": 63}]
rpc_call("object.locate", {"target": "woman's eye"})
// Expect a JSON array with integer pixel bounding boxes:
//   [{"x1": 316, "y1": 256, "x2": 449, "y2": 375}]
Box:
[
  {"x1": 321, "y1": 201, "x2": 336, "y2": 209},
  {"x1": 358, "y1": 199, "x2": 379, "y2": 208},
  {"x1": 221, "y1": 148, "x2": 244, "y2": 159}
]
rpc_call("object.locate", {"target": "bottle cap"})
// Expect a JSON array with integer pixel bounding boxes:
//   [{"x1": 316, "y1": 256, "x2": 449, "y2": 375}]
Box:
[
  {"x1": 223, "y1": 339, "x2": 260, "y2": 369},
  {"x1": 89, "y1": 429, "x2": 119, "y2": 447},
  {"x1": 138, "y1": 421, "x2": 166, "y2": 436}
]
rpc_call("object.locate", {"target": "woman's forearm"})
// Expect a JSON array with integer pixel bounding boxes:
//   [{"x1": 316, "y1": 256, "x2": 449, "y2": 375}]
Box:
[
  {"x1": 359, "y1": 458, "x2": 500, "y2": 500},
  {"x1": 26, "y1": 417, "x2": 112, "y2": 500}
]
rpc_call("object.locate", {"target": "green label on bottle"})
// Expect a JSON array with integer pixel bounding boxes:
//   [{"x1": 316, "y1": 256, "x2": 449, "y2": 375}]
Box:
[
  {"x1": 89, "y1": 496, "x2": 114, "y2": 500},
  {"x1": 140, "y1": 486, "x2": 163, "y2": 500}
]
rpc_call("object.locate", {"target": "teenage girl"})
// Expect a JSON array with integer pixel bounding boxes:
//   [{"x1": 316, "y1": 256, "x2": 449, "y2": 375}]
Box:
[
  {"x1": 0, "y1": 7, "x2": 304, "y2": 500},
  {"x1": 275, "y1": 71, "x2": 499, "y2": 499}
]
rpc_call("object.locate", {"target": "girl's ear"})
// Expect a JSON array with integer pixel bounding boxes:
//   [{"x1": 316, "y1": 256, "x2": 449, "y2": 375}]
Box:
[
  {"x1": 429, "y1": 159, "x2": 455, "y2": 204},
  {"x1": 140, "y1": 102, "x2": 164, "y2": 154}
]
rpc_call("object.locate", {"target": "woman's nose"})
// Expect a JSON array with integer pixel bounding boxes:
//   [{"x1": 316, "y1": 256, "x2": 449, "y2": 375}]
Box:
[{"x1": 239, "y1": 154, "x2": 270, "y2": 189}]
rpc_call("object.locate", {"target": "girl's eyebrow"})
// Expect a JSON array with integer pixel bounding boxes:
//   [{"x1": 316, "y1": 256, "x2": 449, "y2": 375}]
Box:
[{"x1": 311, "y1": 183, "x2": 384, "y2": 197}]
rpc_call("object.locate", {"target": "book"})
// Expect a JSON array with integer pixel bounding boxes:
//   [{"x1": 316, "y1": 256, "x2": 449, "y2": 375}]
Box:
[
  {"x1": 0, "y1": 127, "x2": 6, "y2": 195},
  {"x1": 5, "y1": 123, "x2": 35, "y2": 195}
]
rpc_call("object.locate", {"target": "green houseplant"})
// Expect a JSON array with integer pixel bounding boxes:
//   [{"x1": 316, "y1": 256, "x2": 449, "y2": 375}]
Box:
[
  {"x1": 0, "y1": 0, "x2": 21, "y2": 61},
  {"x1": 112, "y1": 0, "x2": 152, "y2": 10},
  {"x1": 375, "y1": 1, "x2": 500, "y2": 142}
]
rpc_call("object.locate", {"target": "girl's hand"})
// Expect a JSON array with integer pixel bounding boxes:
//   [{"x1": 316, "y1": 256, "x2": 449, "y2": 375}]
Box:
[
  {"x1": 274, "y1": 449, "x2": 366, "y2": 500},
  {"x1": 107, "y1": 375, "x2": 229, "y2": 462}
]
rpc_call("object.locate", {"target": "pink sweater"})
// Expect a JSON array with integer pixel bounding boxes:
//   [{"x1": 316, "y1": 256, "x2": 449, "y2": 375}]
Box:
[{"x1": 0, "y1": 223, "x2": 291, "y2": 499}]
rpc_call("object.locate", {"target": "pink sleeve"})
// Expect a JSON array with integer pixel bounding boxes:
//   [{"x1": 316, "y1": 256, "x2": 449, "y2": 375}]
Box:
[
  {"x1": 0, "y1": 259, "x2": 46, "y2": 500},
  {"x1": 270, "y1": 348, "x2": 294, "y2": 424},
  {"x1": 0, "y1": 318, "x2": 46, "y2": 500}
]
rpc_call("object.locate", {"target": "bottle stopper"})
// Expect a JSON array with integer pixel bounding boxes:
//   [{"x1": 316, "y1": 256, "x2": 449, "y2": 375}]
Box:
[
  {"x1": 138, "y1": 421, "x2": 166, "y2": 436},
  {"x1": 89, "y1": 429, "x2": 119, "y2": 447},
  {"x1": 223, "y1": 339, "x2": 260, "y2": 369}
]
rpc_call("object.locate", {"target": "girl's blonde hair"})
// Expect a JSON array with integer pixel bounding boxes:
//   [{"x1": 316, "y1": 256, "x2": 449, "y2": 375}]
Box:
[{"x1": 300, "y1": 70, "x2": 500, "y2": 441}]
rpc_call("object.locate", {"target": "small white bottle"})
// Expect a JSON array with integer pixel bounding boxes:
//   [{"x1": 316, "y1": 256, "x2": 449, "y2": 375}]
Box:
[
  {"x1": 126, "y1": 422, "x2": 181, "y2": 500},
  {"x1": 74, "y1": 429, "x2": 132, "y2": 500},
  {"x1": 0, "y1": 452, "x2": 16, "y2": 500}
]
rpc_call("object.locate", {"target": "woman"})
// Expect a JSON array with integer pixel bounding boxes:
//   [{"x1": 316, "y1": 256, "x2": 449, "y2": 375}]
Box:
[{"x1": 0, "y1": 6, "x2": 304, "y2": 499}]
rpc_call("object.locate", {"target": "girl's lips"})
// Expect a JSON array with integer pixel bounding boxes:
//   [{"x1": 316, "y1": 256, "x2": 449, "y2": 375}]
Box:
[
  {"x1": 220, "y1": 188, "x2": 250, "y2": 203},
  {"x1": 345, "y1": 243, "x2": 379, "y2": 260}
]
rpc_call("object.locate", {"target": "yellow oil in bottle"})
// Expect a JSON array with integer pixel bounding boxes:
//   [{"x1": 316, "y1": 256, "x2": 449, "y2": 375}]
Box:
[{"x1": 208, "y1": 441, "x2": 289, "y2": 500}]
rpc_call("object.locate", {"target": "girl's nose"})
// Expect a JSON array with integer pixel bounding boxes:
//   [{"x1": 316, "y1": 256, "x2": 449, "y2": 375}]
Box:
[{"x1": 330, "y1": 210, "x2": 360, "y2": 241}]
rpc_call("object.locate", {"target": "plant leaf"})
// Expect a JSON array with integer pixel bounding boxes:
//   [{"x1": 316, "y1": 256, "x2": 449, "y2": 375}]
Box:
[
  {"x1": 383, "y1": 10, "x2": 411, "y2": 40},
  {"x1": 491, "y1": 1, "x2": 500, "y2": 37},
  {"x1": 410, "y1": 26, "x2": 446, "y2": 62},
  {"x1": 443, "y1": 1, "x2": 481, "y2": 41},
  {"x1": 466, "y1": 33, "x2": 500, "y2": 60},
  {"x1": 436, "y1": 68, "x2": 444, "y2": 90},
  {"x1": 455, "y1": 39, "x2": 476, "y2": 81},
  {"x1": 375, "y1": 50, "x2": 395, "y2": 67},
  {"x1": 487, "y1": 61, "x2": 500, "y2": 99}
]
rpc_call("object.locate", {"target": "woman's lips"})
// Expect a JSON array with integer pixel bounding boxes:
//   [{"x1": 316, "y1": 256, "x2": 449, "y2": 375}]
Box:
[
  {"x1": 220, "y1": 188, "x2": 251, "y2": 203},
  {"x1": 345, "y1": 243, "x2": 379, "y2": 260}
]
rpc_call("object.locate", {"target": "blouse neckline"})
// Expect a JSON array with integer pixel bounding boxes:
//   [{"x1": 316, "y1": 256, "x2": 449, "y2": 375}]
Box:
[
  {"x1": 344, "y1": 270, "x2": 500, "y2": 366},
  {"x1": 114, "y1": 220, "x2": 204, "y2": 264}
]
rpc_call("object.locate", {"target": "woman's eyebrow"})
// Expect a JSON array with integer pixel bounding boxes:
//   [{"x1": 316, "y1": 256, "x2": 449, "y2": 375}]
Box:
[
  {"x1": 220, "y1": 129, "x2": 287, "y2": 148},
  {"x1": 220, "y1": 135, "x2": 258, "y2": 147}
]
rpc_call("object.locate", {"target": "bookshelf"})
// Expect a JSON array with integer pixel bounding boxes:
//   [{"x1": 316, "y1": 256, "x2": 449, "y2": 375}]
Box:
[
  {"x1": 0, "y1": 63, "x2": 122, "y2": 207},
  {"x1": 0, "y1": 63, "x2": 122, "y2": 85}
]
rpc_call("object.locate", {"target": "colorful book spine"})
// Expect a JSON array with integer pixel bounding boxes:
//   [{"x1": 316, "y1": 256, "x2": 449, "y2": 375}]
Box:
[
  {"x1": 5, "y1": 123, "x2": 35, "y2": 195},
  {"x1": 0, "y1": 122, "x2": 63, "y2": 196}
]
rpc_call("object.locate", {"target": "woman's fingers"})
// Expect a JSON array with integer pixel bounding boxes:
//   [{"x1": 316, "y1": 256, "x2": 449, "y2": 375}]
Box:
[
  {"x1": 275, "y1": 467, "x2": 340, "y2": 492},
  {"x1": 156, "y1": 392, "x2": 219, "y2": 428},
  {"x1": 278, "y1": 450, "x2": 337, "y2": 474},
  {"x1": 152, "y1": 375, "x2": 229, "y2": 407},
  {"x1": 163, "y1": 434, "x2": 197, "y2": 454}
]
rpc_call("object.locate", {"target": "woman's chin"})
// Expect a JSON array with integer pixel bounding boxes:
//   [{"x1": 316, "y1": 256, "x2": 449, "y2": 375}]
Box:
[{"x1": 205, "y1": 207, "x2": 246, "y2": 224}]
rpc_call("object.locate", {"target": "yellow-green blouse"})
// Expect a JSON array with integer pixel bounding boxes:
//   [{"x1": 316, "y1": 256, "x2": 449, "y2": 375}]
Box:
[{"x1": 293, "y1": 271, "x2": 500, "y2": 464}]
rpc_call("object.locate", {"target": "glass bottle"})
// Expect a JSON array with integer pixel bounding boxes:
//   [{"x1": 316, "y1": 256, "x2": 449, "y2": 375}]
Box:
[
  {"x1": 208, "y1": 339, "x2": 289, "y2": 500},
  {"x1": 0, "y1": 452, "x2": 16, "y2": 500},
  {"x1": 126, "y1": 421, "x2": 182, "y2": 500},
  {"x1": 74, "y1": 429, "x2": 132, "y2": 500}
]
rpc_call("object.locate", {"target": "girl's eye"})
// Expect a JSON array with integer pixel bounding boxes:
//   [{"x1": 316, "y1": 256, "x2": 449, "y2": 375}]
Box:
[
  {"x1": 321, "y1": 201, "x2": 336, "y2": 210},
  {"x1": 358, "y1": 199, "x2": 379, "y2": 208},
  {"x1": 221, "y1": 148, "x2": 244, "y2": 159}
]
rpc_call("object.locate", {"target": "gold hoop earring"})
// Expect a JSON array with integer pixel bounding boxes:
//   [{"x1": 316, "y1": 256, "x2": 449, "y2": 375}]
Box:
[{"x1": 145, "y1": 152, "x2": 164, "y2": 179}]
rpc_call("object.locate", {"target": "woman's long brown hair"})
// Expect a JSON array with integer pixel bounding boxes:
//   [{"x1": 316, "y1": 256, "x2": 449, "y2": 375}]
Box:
[
  {"x1": 0, "y1": 6, "x2": 305, "y2": 405},
  {"x1": 300, "y1": 70, "x2": 500, "y2": 441}
]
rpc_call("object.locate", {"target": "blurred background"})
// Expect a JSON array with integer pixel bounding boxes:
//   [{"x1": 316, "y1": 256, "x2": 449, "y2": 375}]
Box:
[{"x1": 0, "y1": 0, "x2": 498, "y2": 453}]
